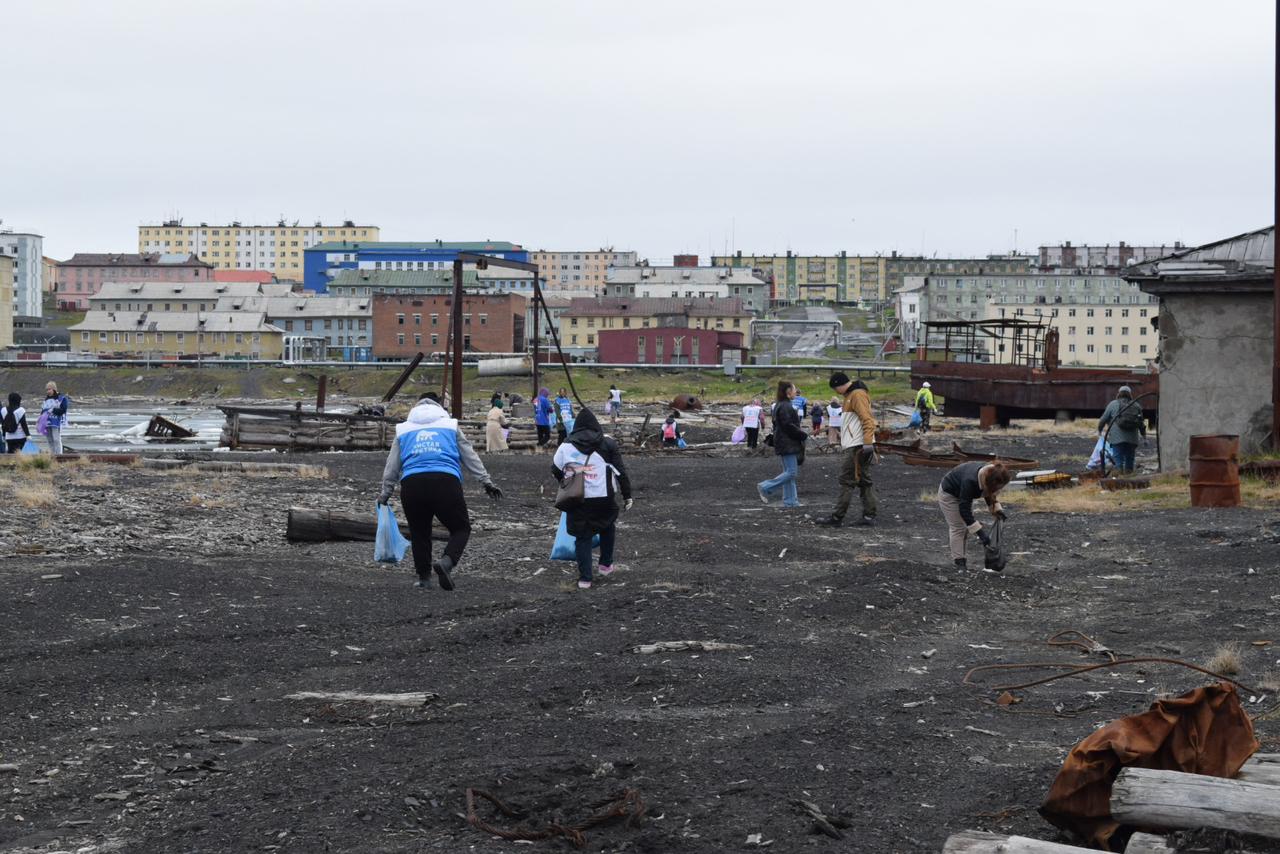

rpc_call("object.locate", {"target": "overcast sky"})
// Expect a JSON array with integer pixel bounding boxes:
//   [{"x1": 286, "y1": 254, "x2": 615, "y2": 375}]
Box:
[{"x1": 4, "y1": 0, "x2": 1274, "y2": 262}]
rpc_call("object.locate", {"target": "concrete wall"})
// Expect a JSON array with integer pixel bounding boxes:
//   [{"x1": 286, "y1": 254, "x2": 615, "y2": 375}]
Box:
[{"x1": 1156, "y1": 291, "x2": 1274, "y2": 470}]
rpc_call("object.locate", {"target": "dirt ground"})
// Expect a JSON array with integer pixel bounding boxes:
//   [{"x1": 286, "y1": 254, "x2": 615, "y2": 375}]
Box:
[{"x1": 2, "y1": 430, "x2": 1279, "y2": 853}]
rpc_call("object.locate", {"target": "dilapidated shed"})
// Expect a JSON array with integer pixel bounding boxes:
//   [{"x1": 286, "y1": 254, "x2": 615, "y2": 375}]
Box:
[{"x1": 1124, "y1": 225, "x2": 1275, "y2": 470}]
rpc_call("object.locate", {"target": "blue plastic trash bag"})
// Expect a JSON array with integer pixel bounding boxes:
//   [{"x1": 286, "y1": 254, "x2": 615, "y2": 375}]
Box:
[
  {"x1": 374, "y1": 503, "x2": 411, "y2": 563},
  {"x1": 21, "y1": 441, "x2": 38, "y2": 455},
  {"x1": 551, "y1": 512, "x2": 598, "y2": 561},
  {"x1": 677, "y1": 436, "x2": 687, "y2": 449},
  {"x1": 909, "y1": 410, "x2": 923, "y2": 428}
]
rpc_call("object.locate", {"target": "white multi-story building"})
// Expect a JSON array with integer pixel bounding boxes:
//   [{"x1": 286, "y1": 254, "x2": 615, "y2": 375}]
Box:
[
  {"x1": 139, "y1": 220, "x2": 378, "y2": 282},
  {"x1": 530, "y1": 248, "x2": 639, "y2": 293},
  {"x1": 895, "y1": 272, "x2": 1158, "y2": 367},
  {"x1": 1036, "y1": 241, "x2": 1184, "y2": 271},
  {"x1": 0, "y1": 231, "x2": 44, "y2": 318},
  {"x1": 602, "y1": 266, "x2": 769, "y2": 312}
]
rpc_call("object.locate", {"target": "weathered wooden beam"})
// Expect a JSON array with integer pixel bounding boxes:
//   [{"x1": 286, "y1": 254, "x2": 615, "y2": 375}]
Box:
[
  {"x1": 1238, "y1": 753, "x2": 1280, "y2": 787},
  {"x1": 1123, "y1": 833, "x2": 1173, "y2": 854},
  {"x1": 1111, "y1": 768, "x2": 1280, "y2": 840},
  {"x1": 286, "y1": 507, "x2": 445, "y2": 543},
  {"x1": 142, "y1": 459, "x2": 327, "y2": 476},
  {"x1": 942, "y1": 830, "x2": 1093, "y2": 853},
  {"x1": 284, "y1": 691, "x2": 438, "y2": 707}
]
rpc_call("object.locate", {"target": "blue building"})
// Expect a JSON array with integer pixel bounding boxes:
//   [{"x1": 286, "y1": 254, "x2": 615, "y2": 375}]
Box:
[{"x1": 303, "y1": 240, "x2": 529, "y2": 293}]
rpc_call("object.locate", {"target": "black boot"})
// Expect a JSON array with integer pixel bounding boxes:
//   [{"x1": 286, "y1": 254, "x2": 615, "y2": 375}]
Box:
[
  {"x1": 815, "y1": 516, "x2": 843, "y2": 527},
  {"x1": 954, "y1": 558, "x2": 967, "y2": 570},
  {"x1": 433, "y1": 555, "x2": 456, "y2": 591},
  {"x1": 855, "y1": 515, "x2": 876, "y2": 527},
  {"x1": 414, "y1": 567, "x2": 432, "y2": 589}
]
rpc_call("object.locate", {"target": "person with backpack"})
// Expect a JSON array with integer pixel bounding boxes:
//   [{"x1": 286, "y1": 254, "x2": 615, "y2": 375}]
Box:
[
  {"x1": 661, "y1": 412, "x2": 682, "y2": 447},
  {"x1": 757, "y1": 381, "x2": 808, "y2": 508},
  {"x1": 937, "y1": 461, "x2": 1010, "y2": 571},
  {"x1": 607, "y1": 384, "x2": 623, "y2": 424},
  {"x1": 741, "y1": 397, "x2": 764, "y2": 449},
  {"x1": 378, "y1": 392, "x2": 503, "y2": 590},
  {"x1": 552, "y1": 408, "x2": 632, "y2": 589},
  {"x1": 1, "y1": 393, "x2": 31, "y2": 454},
  {"x1": 915, "y1": 382, "x2": 938, "y2": 432},
  {"x1": 1098, "y1": 385, "x2": 1145, "y2": 474},
  {"x1": 809, "y1": 400, "x2": 824, "y2": 437},
  {"x1": 816, "y1": 373, "x2": 879, "y2": 528},
  {"x1": 534, "y1": 387, "x2": 555, "y2": 447},
  {"x1": 825, "y1": 397, "x2": 842, "y2": 444},
  {"x1": 40, "y1": 382, "x2": 69, "y2": 455}
]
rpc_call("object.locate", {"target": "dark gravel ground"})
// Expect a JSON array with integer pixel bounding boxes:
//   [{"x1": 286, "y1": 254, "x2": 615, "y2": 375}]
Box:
[{"x1": 1, "y1": 430, "x2": 1279, "y2": 854}]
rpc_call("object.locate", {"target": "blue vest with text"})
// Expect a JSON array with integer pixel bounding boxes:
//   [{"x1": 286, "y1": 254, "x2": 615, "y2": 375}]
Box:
[{"x1": 397, "y1": 418, "x2": 462, "y2": 481}]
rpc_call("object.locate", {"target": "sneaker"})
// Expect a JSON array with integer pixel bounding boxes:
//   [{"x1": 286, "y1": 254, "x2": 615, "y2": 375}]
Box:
[
  {"x1": 597, "y1": 564, "x2": 615, "y2": 576},
  {"x1": 414, "y1": 569, "x2": 432, "y2": 589},
  {"x1": 954, "y1": 558, "x2": 967, "y2": 570},
  {"x1": 757, "y1": 485, "x2": 770, "y2": 504},
  {"x1": 815, "y1": 516, "x2": 843, "y2": 527},
  {"x1": 433, "y1": 556, "x2": 455, "y2": 591},
  {"x1": 577, "y1": 580, "x2": 592, "y2": 589}
]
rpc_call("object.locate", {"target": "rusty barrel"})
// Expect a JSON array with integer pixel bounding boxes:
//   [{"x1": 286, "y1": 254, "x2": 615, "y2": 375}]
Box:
[{"x1": 1188, "y1": 434, "x2": 1240, "y2": 508}]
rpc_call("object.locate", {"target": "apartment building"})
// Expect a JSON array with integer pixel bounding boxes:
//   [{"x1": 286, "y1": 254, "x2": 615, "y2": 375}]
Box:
[
  {"x1": 57, "y1": 253, "x2": 212, "y2": 309},
  {"x1": 139, "y1": 220, "x2": 378, "y2": 282},
  {"x1": 713, "y1": 251, "x2": 1031, "y2": 304},
  {"x1": 531, "y1": 248, "x2": 638, "y2": 294},
  {"x1": 0, "y1": 252, "x2": 15, "y2": 348},
  {"x1": 896, "y1": 272, "x2": 1158, "y2": 367},
  {"x1": 42, "y1": 256, "x2": 58, "y2": 294},
  {"x1": 371, "y1": 293, "x2": 526, "y2": 359},
  {"x1": 557, "y1": 297, "x2": 753, "y2": 358},
  {"x1": 0, "y1": 231, "x2": 44, "y2": 318},
  {"x1": 216, "y1": 295, "x2": 372, "y2": 359},
  {"x1": 1037, "y1": 241, "x2": 1183, "y2": 271},
  {"x1": 69, "y1": 311, "x2": 284, "y2": 358},
  {"x1": 601, "y1": 266, "x2": 768, "y2": 313}
]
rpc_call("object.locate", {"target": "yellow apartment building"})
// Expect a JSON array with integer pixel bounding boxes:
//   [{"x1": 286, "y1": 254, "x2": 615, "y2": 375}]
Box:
[
  {"x1": 0, "y1": 253, "x2": 15, "y2": 348},
  {"x1": 139, "y1": 220, "x2": 379, "y2": 282},
  {"x1": 557, "y1": 296, "x2": 753, "y2": 355},
  {"x1": 531, "y1": 248, "x2": 639, "y2": 293},
  {"x1": 69, "y1": 311, "x2": 284, "y2": 359}
]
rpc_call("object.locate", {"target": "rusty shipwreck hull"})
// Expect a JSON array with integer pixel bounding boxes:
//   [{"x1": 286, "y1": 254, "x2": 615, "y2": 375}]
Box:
[{"x1": 911, "y1": 360, "x2": 1158, "y2": 423}]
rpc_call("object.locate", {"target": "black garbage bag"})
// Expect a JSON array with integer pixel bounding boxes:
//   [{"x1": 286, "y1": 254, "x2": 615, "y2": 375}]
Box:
[{"x1": 983, "y1": 518, "x2": 1007, "y2": 572}]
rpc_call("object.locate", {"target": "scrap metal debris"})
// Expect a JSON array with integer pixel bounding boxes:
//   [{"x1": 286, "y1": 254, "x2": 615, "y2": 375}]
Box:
[{"x1": 465, "y1": 786, "x2": 645, "y2": 849}]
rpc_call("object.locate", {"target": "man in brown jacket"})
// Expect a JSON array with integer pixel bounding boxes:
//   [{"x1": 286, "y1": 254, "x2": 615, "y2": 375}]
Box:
[{"x1": 816, "y1": 372, "x2": 879, "y2": 527}]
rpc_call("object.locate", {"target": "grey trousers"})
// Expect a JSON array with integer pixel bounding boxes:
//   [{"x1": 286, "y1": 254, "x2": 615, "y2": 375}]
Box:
[{"x1": 937, "y1": 487, "x2": 976, "y2": 560}]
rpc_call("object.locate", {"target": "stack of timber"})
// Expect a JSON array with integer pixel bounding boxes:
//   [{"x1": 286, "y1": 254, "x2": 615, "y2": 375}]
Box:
[
  {"x1": 942, "y1": 756, "x2": 1280, "y2": 852},
  {"x1": 220, "y1": 406, "x2": 396, "y2": 451}
]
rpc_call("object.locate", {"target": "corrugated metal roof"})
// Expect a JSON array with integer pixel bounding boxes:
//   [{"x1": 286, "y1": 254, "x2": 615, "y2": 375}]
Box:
[
  {"x1": 91, "y1": 281, "x2": 294, "y2": 301},
  {"x1": 327, "y1": 268, "x2": 475, "y2": 287},
  {"x1": 605, "y1": 266, "x2": 765, "y2": 286},
  {"x1": 59, "y1": 252, "x2": 211, "y2": 268},
  {"x1": 1131, "y1": 226, "x2": 1274, "y2": 274},
  {"x1": 69, "y1": 311, "x2": 283, "y2": 334},
  {"x1": 309, "y1": 241, "x2": 523, "y2": 252},
  {"x1": 217, "y1": 295, "x2": 371, "y2": 316}
]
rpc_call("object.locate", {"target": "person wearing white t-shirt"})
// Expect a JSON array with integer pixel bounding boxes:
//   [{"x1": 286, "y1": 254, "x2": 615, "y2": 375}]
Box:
[
  {"x1": 1, "y1": 393, "x2": 31, "y2": 454},
  {"x1": 825, "y1": 398, "x2": 843, "y2": 444},
  {"x1": 607, "y1": 385, "x2": 623, "y2": 423},
  {"x1": 741, "y1": 398, "x2": 764, "y2": 449}
]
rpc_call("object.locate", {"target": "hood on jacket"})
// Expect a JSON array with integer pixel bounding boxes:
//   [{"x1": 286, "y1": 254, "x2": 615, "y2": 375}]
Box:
[
  {"x1": 568, "y1": 406, "x2": 604, "y2": 453},
  {"x1": 406, "y1": 399, "x2": 450, "y2": 426}
]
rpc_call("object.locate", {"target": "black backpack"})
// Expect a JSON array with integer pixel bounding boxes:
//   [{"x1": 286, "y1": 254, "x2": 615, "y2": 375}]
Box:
[
  {"x1": 1, "y1": 408, "x2": 16, "y2": 435},
  {"x1": 1116, "y1": 402, "x2": 1143, "y2": 432}
]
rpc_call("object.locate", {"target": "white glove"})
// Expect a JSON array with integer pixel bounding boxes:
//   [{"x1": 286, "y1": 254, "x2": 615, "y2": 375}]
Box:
[{"x1": 624, "y1": 498, "x2": 634, "y2": 511}]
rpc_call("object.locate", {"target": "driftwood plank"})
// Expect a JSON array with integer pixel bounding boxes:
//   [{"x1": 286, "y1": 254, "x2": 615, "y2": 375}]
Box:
[
  {"x1": 284, "y1": 691, "x2": 438, "y2": 707},
  {"x1": 943, "y1": 830, "x2": 1093, "y2": 853},
  {"x1": 1111, "y1": 767, "x2": 1280, "y2": 840},
  {"x1": 1123, "y1": 833, "x2": 1174, "y2": 854},
  {"x1": 1238, "y1": 753, "x2": 1280, "y2": 787}
]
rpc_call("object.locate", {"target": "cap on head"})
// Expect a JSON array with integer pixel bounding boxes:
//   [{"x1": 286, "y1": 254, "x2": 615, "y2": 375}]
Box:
[
  {"x1": 45, "y1": 381, "x2": 58, "y2": 393},
  {"x1": 1118, "y1": 385, "x2": 1132, "y2": 397},
  {"x1": 419, "y1": 392, "x2": 442, "y2": 403},
  {"x1": 828, "y1": 371, "x2": 851, "y2": 389},
  {"x1": 922, "y1": 382, "x2": 931, "y2": 388}
]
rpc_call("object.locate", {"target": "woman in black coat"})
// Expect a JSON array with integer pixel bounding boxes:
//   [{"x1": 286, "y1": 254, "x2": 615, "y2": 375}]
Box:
[
  {"x1": 757, "y1": 381, "x2": 808, "y2": 508},
  {"x1": 552, "y1": 408, "x2": 633, "y2": 588}
]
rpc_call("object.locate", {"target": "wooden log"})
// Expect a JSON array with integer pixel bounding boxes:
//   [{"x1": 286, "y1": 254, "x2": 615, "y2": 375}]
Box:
[
  {"x1": 141, "y1": 459, "x2": 328, "y2": 476},
  {"x1": 284, "y1": 691, "x2": 438, "y2": 707},
  {"x1": 286, "y1": 507, "x2": 445, "y2": 543},
  {"x1": 1238, "y1": 754, "x2": 1280, "y2": 787},
  {"x1": 1110, "y1": 768, "x2": 1280, "y2": 840},
  {"x1": 943, "y1": 830, "x2": 1093, "y2": 853},
  {"x1": 1123, "y1": 833, "x2": 1174, "y2": 854}
]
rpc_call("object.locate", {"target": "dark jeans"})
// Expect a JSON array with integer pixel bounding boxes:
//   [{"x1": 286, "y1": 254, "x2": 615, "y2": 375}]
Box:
[
  {"x1": 919, "y1": 409, "x2": 931, "y2": 432},
  {"x1": 536, "y1": 424, "x2": 551, "y2": 446},
  {"x1": 400, "y1": 472, "x2": 471, "y2": 576},
  {"x1": 745, "y1": 426, "x2": 759, "y2": 449},
  {"x1": 1111, "y1": 441, "x2": 1137, "y2": 474},
  {"x1": 833, "y1": 447, "x2": 877, "y2": 520},
  {"x1": 575, "y1": 523, "x2": 615, "y2": 582},
  {"x1": 4, "y1": 438, "x2": 25, "y2": 454}
]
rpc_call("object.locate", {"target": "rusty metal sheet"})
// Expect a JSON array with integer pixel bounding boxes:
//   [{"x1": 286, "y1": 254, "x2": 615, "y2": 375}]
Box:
[{"x1": 912, "y1": 359, "x2": 1158, "y2": 420}]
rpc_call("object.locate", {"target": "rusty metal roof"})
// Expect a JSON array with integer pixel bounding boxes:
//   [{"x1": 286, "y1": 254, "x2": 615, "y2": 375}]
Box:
[{"x1": 1125, "y1": 225, "x2": 1273, "y2": 293}]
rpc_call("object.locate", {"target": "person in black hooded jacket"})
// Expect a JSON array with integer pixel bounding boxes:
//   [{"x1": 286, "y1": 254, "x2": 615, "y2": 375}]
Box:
[
  {"x1": 757, "y1": 380, "x2": 808, "y2": 508},
  {"x1": 552, "y1": 407, "x2": 633, "y2": 588}
]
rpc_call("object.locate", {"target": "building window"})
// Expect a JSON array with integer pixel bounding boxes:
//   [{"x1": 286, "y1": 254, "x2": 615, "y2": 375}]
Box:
[
  {"x1": 397, "y1": 333, "x2": 405, "y2": 345},
  {"x1": 414, "y1": 333, "x2": 421, "y2": 345},
  {"x1": 479, "y1": 314, "x2": 487, "y2": 326},
  {"x1": 413, "y1": 313, "x2": 421, "y2": 325},
  {"x1": 397, "y1": 313, "x2": 405, "y2": 325}
]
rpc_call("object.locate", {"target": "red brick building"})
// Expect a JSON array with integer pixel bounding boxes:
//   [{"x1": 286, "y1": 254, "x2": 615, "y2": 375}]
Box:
[
  {"x1": 372, "y1": 293, "x2": 525, "y2": 359},
  {"x1": 596, "y1": 327, "x2": 746, "y2": 365}
]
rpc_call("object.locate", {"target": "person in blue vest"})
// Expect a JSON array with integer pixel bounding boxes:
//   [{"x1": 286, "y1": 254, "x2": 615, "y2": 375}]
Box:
[
  {"x1": 378, "y1": 392, "x2": 502, "y2": 590},
  {"x1": 554, "y1": 388, "x2": 575, "y2": 445},
  {"x1": 792, "y1": 389, "x2": 808, "y2": 419},
  {"x1": 534, "y1": 387, "x2": 555, "y2": 447}
]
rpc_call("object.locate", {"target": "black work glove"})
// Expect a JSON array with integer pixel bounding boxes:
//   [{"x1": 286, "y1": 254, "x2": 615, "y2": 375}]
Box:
[
  {"x1": 995, "y1": 508, "x2": 1009, "y2": 521},
  {"x1": 376, "y1": 495, "x2": 390, "y2": 506},
  {"x1": 976, "y1": 529, "x2": 991, "y2": 546},
  {"x1": 484, "y1": 483, "x2": 503, "y2": 501},
  {"x1": 858, "y1": 446, "x2": 875, "y2": 464}
]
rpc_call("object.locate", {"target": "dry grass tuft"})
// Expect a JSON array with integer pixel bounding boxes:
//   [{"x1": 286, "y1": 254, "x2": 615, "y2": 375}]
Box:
[
  {"x1": 17, "y1": 479, "x2": 58, "y2": 509},
  {"x1": 187, "y1": 492, "x2": 234, "y2": 509},
  {"x1": 243, "y1": 464, "x2": 330, "y2": 480},
  {"x1": 1260, "y1": 671, "x2": 1280, "y2": 694},
  {"x1": 1003, "y1": 419, "x2": 1102, "y2": 437},
  {"x1": 1206, "y1": 642, "x2": 1244, "y2": 676},
  {"x1": 67, "y1": 469, "x2": 112, "y2": 488}
]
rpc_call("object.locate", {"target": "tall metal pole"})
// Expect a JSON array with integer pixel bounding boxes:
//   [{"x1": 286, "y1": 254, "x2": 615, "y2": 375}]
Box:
[
  {"x1": 1274, "y1": 10, "x2": 1279, "y2": 449},
  {"x1": 532, "y1": 276, "x2": 541, "y2": 403},
  {"x1": 451, "y1": 258, "x2": 465, "y2": 419}
]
